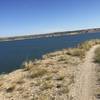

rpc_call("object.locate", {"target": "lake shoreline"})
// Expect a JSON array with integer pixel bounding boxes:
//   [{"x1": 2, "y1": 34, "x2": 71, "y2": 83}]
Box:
[{"x1": 0, "y1": 28, "x2": 100, "y2": 42}]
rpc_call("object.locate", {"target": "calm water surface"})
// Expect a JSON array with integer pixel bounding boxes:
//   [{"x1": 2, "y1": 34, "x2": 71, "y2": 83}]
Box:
[{"x1": 0, "y1": 32, "x2": 100, "y2": 73}]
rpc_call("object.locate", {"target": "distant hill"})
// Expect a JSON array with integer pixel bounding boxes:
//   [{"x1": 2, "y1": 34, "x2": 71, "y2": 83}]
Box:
[{"x1": 0, "y1": 28, "x2": 100, "y2": 42}]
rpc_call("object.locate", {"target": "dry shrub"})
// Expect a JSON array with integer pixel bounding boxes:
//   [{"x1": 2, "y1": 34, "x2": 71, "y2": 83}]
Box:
[
  {"x1": 94, "y1": 47, "x2": 100, "y2": 63},
  {"x1": 23, "y1": 61, "x2": 34, "y2": 71},
  {"x1": 28, "y1": 67, "x2": 48, "y2": 78}
]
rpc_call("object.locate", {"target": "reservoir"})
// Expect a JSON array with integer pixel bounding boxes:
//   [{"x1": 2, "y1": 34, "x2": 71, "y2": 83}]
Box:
[{"x1": 0, "y1": 32, "x2": 100, "y2": 73}]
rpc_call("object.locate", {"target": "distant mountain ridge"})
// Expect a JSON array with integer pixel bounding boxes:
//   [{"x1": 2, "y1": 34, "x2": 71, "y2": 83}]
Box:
[{"x1": 0, "y1": 28, "x2": 100, "y2": 42}]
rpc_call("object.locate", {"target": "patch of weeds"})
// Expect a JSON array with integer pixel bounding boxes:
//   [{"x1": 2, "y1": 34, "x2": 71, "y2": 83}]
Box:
[
  {"x1": 52, "y1": 75, "x2": 65, "y2": 81},
  {"x1": 56, "y1": 76, "x2": 65, "y2": 81},
  {"x1": 0, "y1": 81, "x2": 3, "y2": 87},
  {"x1": 94, "y1": 47, "x2": 100, "y2": 63},
  {"x1": 16, "y1": 80, "x2": 25, "y2": 84},
  {"x1": 6, "y1": 84, "x2": 16, "y2": 93},
  {"x1": 29, "y1": 68, "x2": 48, "y2": 78},
  {"x1": 44, "y1": 75, "x2": 52, "y2": 81},
  {"x1": 38, "y1": 94, "x2": 55, "y2": 100},
  {"x1": 95, "y1": 88, "x2": 100, "y2": 99},
  {"x1": 68, "y1": 48, "x2": 85, "y2": 58},
  {"x1": 61, "y1": 87, "x2": 69, "y2": 94},
  {"x1": 40, "y1": 81, "x2": 53, "y2": 91},
  {"x1": 58, "y1": 57, "x2": 66, "y2": 61},
  {"x1": 68, "y1": 75, "x2": 75, "y2": 85},
  {"x1": 22, "y1": 61, "x2": 34, "y2": 71}
]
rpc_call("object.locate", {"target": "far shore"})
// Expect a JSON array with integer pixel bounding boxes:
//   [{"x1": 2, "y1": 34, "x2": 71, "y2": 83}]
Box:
[{"x1": 0, "y1": 28, "x2": 100, "y2": 42}]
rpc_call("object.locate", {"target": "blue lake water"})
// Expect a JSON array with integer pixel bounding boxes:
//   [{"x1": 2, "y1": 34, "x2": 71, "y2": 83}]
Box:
[{"x1": 0, "y1": 32, "x2": 100, "y2": 73}]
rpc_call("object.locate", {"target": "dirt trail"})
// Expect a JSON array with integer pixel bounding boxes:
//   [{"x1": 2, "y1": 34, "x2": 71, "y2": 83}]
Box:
[{"x1": 72, "y1": 45, "x2": 100, "y2": 100}]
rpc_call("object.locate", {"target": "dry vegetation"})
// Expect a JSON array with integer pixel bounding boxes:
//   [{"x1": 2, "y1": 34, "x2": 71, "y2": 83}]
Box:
[
  {"x1": 95, "y1": 68, "x2": 100, "y2": 99},
  {"x1": 94, "y1": 47, "x2": 100, "y2": 99},
  {"x1": 0, "y1": 39, "x2": 100, "y2": 100},
  {"x1": 61, "y1": 39, "x2": 100, "y2": 59},
  {"x1": 94, "y1": 47, "x2": 100, "y2": 63}
]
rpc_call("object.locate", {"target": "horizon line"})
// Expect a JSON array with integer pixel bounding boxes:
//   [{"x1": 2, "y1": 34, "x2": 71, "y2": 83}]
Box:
[{"x1": 1, "y1": 27, "x2": 100, "y2": 38}]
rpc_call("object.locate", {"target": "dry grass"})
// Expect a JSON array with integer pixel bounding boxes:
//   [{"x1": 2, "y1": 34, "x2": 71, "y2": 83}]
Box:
[
  {"x1": 5, "y1": 83, "x2": 16, "y2": 93},
  {"x1": 94, "y1": 47, "x2": 100, "y2": 63},
  {"x1": 28, "y1": 67, "x2": 48, "y2": 78},
  {"x1": 0, "y1": 81, "x2": 3, "y2": 87},
  {"x1": 22, "y1": 61, "x2": 34, "y2": 71},
  {"x1": 67, "y1": 48, "x2": 85, "y2": 58},
  {"x1": 94, "y1": 47, "x2": 100, "y2": 99},
  {"x1": 66, "y1": 39, "x2": 100, "y2": 59},
  {"x1": 40, "y1": 80, "x2": 54, "y2": 91}
]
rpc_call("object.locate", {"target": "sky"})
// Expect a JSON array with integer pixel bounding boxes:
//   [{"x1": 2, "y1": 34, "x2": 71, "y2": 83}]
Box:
[{"x1": 0, "y1": 0, "x2": 100, "y2": 37}]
